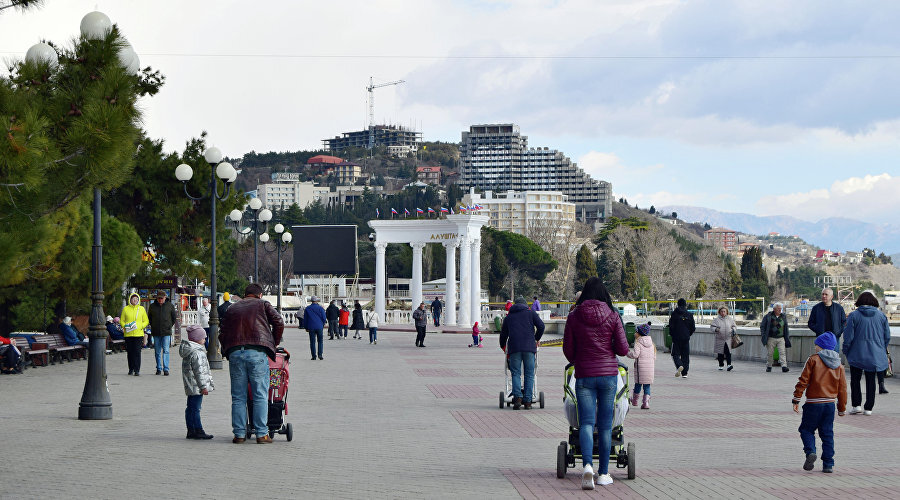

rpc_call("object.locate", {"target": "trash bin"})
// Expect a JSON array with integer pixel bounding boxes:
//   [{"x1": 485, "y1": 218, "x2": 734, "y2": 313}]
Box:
[
  {"x1": 664, "y1": 325, "x2": 672, "y2": 350},
  {"x1": 493, "y1": 315, "x2": 502, "y2": 332},
  {"x1": 625, "y1": 322, "x2": 636, "y2": 345}
]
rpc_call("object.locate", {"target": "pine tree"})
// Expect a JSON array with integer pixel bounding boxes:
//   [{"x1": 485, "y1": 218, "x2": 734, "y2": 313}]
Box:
[
  {"x1": 574, "y1": 244, "x2": 594, "y2": 292},
  {"x1": 621, "y1": 249, "x2": 639, "y2": 299},
  {"x1": 694, "y1": 279, "x2": 707, "y2": 298}
]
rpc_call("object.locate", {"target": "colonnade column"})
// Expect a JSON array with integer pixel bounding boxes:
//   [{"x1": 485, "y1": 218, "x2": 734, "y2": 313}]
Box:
[
  {"x1": 375, "y1": 242, "x2": 387, "y2": 322},
  {"x1": 411, "y1": 242, "x2": 425, "y2": 310},
  {"x1": 458, "y1": 239, "x2": 471, "y2": 327},
  {"x1": 443, "y1": 241, "x2": 458, "y2": 326},
  {"x1": 470, "y1": 238, "x2": 481, "y2": 326}
]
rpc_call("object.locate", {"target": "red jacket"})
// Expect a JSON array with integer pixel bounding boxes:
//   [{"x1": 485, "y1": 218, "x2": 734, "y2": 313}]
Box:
[
  {"x1": 563, "y1": 300, "x2": 629, "y2": 378},
  {"x1": 219, "y1": 297, "x2": 284, "y2": 361},
  {"x1": 339, "y1": 309, "x2": 350, "y2": 326}
]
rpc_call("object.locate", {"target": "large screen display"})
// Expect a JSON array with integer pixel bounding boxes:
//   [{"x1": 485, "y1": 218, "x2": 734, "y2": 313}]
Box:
[{"x1": 291, "y1": 225, "x2": 358, "y2": 275}]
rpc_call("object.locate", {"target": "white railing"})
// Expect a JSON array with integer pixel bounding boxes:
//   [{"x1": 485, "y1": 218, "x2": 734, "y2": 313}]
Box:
[
  {"x1": 182, "y1": 309, "x2": 302, "y2": 327},
  {"x1": 377, "y1": 308, "x2": 549, "y2": 327},
  {"x1": 181, "y1": 311, "x2": 198, "y2": 326}
]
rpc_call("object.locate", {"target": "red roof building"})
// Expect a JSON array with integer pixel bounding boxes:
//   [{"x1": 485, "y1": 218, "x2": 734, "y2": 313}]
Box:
[
  {"x1": 307, "y1": 155, "x2": 344, "y2": 166},
  {"x1": 416, "y1": 166, "x2": 441, "y2": 184}
]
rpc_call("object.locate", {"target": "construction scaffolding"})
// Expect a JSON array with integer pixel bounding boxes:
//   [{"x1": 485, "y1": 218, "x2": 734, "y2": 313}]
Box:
[{"x1": 814, "y1": 275, "x2": 855, "y2": 304}]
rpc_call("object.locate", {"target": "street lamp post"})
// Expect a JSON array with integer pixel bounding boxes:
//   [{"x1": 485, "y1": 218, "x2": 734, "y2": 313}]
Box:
[
  {"x1": 175, "y1": 147, "x2": 237, "y2": 370},
  {"x1": 227, "y1": 200, "x2": 272, "y2": 283},
  {"x1": 260, "y1": 223, "x2": 293, "y2": 312}
]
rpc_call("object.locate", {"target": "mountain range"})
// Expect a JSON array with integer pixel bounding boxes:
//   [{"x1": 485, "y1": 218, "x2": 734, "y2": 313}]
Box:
[{"x1": 660, "y1": 206, "x2": 900, "y2": 256}]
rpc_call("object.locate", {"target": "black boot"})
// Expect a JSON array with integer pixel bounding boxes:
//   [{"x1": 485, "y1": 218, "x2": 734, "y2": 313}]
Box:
[
  {"x1": 512, "y1": 396, "x2": 522, "y2": 410},
  {"x1": 193, "y1": 428, "x2": 214, "y2": 440},
  {"x1": 186, "y1": 428, "x2": 196, "y2": 439},
  {"x1": 880, "y1": 383, "x2": 889, "y2": 394}
]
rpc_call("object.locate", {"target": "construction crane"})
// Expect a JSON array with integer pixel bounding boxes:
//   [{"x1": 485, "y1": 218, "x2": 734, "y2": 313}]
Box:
[{"x1": 367, "y1": 76, "x2": 404, "y2": 149}]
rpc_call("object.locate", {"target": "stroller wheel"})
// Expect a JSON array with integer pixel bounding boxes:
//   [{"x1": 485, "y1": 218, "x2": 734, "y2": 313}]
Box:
[
  {"x1": 286, "y1": 423, "x2": 293, "y2": 442},
  {"x1": 539, "y1": 391, "x2": 545, "y2": 409},
  {"x1": 556, "y1": 441, "x2": 567, "y2": 478},
  {"x1": 627, "y1": 442, "x2": 636, "y2": 479},
  {"x1": 499, "y1": 391, "x2": 505, "y2": 409}
]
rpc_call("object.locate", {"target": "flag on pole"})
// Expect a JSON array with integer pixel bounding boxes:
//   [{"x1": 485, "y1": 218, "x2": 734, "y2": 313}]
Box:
[
  {"x1": 450, "y1": 207, "x2": 454, "y2": 214},
  {"x1": 427, "y1": 207, "x2": 435, "y2": 214},
  {"x1": 376, "y1": 208, "x2": 380, "y2": 218},
  {"x1": 391, "y1": 207, "x2": 398, "y2": 218},
  {"x1": 459, "y1": 205, "x2": 467, "y2": 213},
  {"x1": 440, "y1": 207, "x2": 449, "y2": 213},
  {"x1": 404, "y1": 208, "x2": 410, "y2": 217},
  {"x1": 416, "y1": 207, "x2": 424, "y2": 215}
]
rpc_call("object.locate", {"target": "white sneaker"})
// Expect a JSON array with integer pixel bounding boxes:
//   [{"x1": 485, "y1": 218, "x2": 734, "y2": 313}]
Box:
[
  {"x1": 581, "y1": 464, "x2": 594, "y2": 490},
  {"x1": 675, "y1": 366, "x2": 683, "y2": 377},
  {"x1": 718, "y1": 366, "x2": 724, "y2": 371},
  {"x1": 596, "y1": 473, "x2": 613, "y2": 486},
  {"x1": 864, "y1": 410, "x2": 872, "y2": 416},
  {"x1": 848, "y1": 406, "x2": 862, "y2": 415}
]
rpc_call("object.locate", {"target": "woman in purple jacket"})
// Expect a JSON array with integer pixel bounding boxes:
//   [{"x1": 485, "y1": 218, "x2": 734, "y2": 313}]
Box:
[{"x1": 563, "y1": 277, "x2": 629, "y2": 490}]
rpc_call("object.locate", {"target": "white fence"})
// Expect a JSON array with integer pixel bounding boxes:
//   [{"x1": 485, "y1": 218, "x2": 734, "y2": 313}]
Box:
[{"x1": 182, "y1": 308, "x2": 549, "y2": 328}]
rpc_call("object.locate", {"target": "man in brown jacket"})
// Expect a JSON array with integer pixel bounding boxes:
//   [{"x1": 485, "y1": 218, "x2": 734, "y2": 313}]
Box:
[{"x1": 219, "y1": 283, "x2": 284, "y2": 444}]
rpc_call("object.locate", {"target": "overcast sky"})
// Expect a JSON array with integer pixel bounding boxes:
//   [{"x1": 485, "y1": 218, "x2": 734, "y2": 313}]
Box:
[{"x1": 2, "y1": 0, "x2": 899, "y2": 224}]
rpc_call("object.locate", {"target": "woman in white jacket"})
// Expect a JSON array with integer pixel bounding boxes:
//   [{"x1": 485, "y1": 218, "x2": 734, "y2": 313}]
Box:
[
  {"x1": 710, "y1": 306, "x2": 737, "y2": 371},
  {"x1": 367, "y1": 308, "x2": 380, "y2": 344}
]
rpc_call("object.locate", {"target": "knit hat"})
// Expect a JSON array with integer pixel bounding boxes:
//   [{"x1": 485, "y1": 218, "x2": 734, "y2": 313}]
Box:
[
  {"x1": 636, "y1": 323, "x2": 651, "y2": 336},
  {"x1": 814, "y1": 332, "x2": 837, "y2": 351},
  {"x1": 515, "y1": 296, "x2": 527, "y2": 305},
  {"x1": 187, "y1": 324, "x2": 206, "y2": 344}
]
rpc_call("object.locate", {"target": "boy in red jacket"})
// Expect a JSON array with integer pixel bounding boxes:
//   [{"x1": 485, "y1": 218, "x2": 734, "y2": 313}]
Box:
[{"x1": 792, "y1": 332, "x2": 847, "y2": 473}]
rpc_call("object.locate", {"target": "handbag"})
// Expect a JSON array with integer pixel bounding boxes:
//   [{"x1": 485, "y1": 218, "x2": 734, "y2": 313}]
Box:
[
  {"x1": 730, "y1": 333, "x2": 743, "y2": 349},
  {"x1": 886, "y1": 348, "x2": 893, "y2": 378}
]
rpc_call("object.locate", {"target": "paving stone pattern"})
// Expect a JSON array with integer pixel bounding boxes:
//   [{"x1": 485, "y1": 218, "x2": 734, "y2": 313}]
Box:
[{"x1": 1, "y1": 329, "x2": 898, "y2": 499}]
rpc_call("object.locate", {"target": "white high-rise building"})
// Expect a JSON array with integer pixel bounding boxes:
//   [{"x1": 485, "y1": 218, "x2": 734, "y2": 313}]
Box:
[
  {"x1": 459, "y1": 124, "x2": 612, "y2": 226},
  {"x1": 462, "y1": 189, "x2": 576, "y2": 238}
]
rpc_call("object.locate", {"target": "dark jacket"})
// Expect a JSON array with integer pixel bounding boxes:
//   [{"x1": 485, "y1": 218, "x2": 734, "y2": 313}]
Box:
[
  {"x1": 219, "y1": 297, "x2": 284, "y2": 361},
  {"x1": 326, "y1": 303, "x2": 340, "y2": 322},
  {"x1": 106, "y1": 322, "x2": 124, "y2": 340},
  {"x1": 148, "y1": 300, "x2": 178, "y2": 337},
  {"x1": 431, "y1": 299, "x2": 443, "y2": 314},
  {"x1": 412, "y1": 307, "x2": 427, "y2": 327},
  {"x1": 304, "y1": 302, "x2": 327, "y2": 331},
  {"x1": 217, "y1": 301, "x2": 231, "y2": 320},
  {"x1": 60, "y1": 323, "x2": 83, "y2": 346},
  {"x1": 842, "y1": 305, "x2": 891, "y2": 372},
  {"x1": 500, "y1": 304, "x2": 545, "y2": 354},
  {"x1": 563, "y1": 300, "x2": 629, "y2": 378},
  {"x1": 667, "y1": 306, "x2": 695, "y2": 343},
  {"x1": 807, "y1": 302, "x2": 847, "y2": 337},
  {"x1": 760, "y1": 312, "x2": 791, "y2": 348},
  {"x1": 351, "y1": 308, "x2": 364, "y2": 329}
]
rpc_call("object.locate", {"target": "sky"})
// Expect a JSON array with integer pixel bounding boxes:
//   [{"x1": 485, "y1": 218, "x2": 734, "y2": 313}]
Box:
[{"x1": 2, "y1": 0, "x2": 899, "y2": 225}]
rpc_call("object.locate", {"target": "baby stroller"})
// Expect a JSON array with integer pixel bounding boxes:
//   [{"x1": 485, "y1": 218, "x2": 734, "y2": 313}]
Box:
[
  {"x1": 556, "y1": 362, "x2": 635, "y2": 479},
  {"x1": 247, "y1": 347, "x2": 293, "y2": 441},
  {"x1": 499, "y1": 347, "x2": 545, "y2": 409}
]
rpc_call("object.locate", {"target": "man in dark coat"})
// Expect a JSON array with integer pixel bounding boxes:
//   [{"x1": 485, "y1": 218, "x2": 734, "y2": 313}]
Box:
[
  {"x1": 761, "y1": 302, "x2": 792, "y2": 373},
  {"x1": 148, "y1": 290, "x2": 178, "y2": 376},
  {"x1": 413, "y1": 302, "x2": 427, "y2": 347},
  {"x1": 808, "y1": 288, "x2": 846, "y2": 338},
  {"x1": 219, "y1": 283, "x2": 284, "y2": 444},
  {"x1": 304, "y1": 297, "x2": 327, "y2": 360},
  {"x1": 431, "y1": 297, "x2": 443, "y2": 327},
  {"x1": 668, "y1": 298, "x2": 696, "y2": 378},
  {"x1": 500, "y1": 297, "x2": 545, "y2": 409},
  {"x1": 326, "y1": 300, "x2": 340, "y2": 339}
]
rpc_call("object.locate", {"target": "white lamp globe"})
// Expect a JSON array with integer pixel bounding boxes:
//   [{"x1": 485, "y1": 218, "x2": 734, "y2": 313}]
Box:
[
  {"x1": 227, "y1": 169, "x2": 237, "y2": 184},
  {"x1": 26, "y1": 43, "x2": 58, "y2": 68},
  {"x1": 174, "y1": 163, "x2": 193, "y2": 181},
  {"x1": 203, "y1": 147, "x2": 223, "y2": 164},
  {"x1": 248, "y1": 198, "x2": 263, "y2": 211},
  {"x1": 80, "y1": 11, "x2": 112, "y2": 40},
  {"x1": 259, "y1": 209, "x2": 273, "y2": 222},
  {"x1": 228, "y1": 209, "x2": 243, "y2": 222},
  {"x1": 259, "y1": 233, "x2": 270, "y2": 243},
  {"x1": 216, "y1": 162, "x2": 235, "y2": 181},
  {"x1": 274, "y1": 223, "x2": 284, "y2": 234},
  {"x1": 118, "y1": 42, "x2": 140, "y2": 75},
  {"x1": 282, "y1": 232, "x2": 292, "y2": 243}
]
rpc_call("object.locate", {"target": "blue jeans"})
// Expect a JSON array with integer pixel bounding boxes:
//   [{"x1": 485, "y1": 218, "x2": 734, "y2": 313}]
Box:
[
  {"x1": 369, "y1": 328, "x2": 378, "y2": 342},
  {"x1": 185, "y1": 394, "x2": 203, "y2": 429},
  {"x1": 153, "y1": 336, "x2": 170, "y2": 371},
  {"x1": 508, "y1": 351, "x2": 536, "y2": 402},
  {"x1": 228, "y1": 348, "x2": 269, "y2": 438},
  {"x1": 799, "y1": 402, "x2": 835, "y2": 467},
  {"x1": 308, "y1": 329, "x2": 323, "y2": 358},
  {"x1": 575, "y1": 375, "x2": 617, "y2": 473},
  {"x1": 340, "y1": 325, "x2": 348, "y2": 338},
  {"x1": 633, "y1": 383, "x2": 651, "y2": 396}
]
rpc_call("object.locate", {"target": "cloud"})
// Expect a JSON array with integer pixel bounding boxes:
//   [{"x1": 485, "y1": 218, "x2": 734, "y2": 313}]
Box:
[{"x1": 756, "y1": 173, "x2": 900, "y2": 223}]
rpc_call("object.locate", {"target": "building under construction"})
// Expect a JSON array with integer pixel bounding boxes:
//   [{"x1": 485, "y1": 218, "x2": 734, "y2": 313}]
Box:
[{"x1": 323, "y1": 125, "x2": 422, "y2": 156}]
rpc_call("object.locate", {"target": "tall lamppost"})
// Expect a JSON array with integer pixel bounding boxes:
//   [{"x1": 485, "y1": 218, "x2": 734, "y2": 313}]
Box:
[
  {"x1": 47, "y1": 10, "x2": 140, "y2": 420},
  {"x1": 260, "y1": 222, "x2": 293, "y2": 312},
  {"x1": 227, "y1": 198, "x2": 272, "y2": 282},
  {"x1": 175, "y1": 147, "x2": 237, "y2": 370}
]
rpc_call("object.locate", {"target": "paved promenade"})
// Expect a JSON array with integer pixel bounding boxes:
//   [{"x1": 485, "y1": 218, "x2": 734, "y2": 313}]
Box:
[{"x1": 1, "y1": 328, "x2": 898, "y2": 499}]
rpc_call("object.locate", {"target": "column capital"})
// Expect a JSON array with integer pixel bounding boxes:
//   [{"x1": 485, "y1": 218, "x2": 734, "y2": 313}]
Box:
[
  {"x1": 457, "y1": 238, "x2": 472, "y2": 249},
  {"x1": 410, "y1": 242, "x2": 426, "y2": 251},
  {"x1": 442, "y1": 240, "x2": 459, "y2": 249},
  {"x1": 374, "y1": 241, "x2": 388, "y2": 252}
]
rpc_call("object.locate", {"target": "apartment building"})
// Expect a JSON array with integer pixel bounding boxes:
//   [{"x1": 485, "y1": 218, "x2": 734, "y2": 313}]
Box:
[
  {"x1": 334, "y1": 161, "x2": 363, "y2": 185},
  {"x1": 323, "y1": 124, "x2": 422, "y2": 155},
  {"x1": 459, "y1": 124, "x2": 612, "y2": 226},
  {"x1": 416, "y1": 166, "x2": 441, "y2": 185},
  {"x1": 704, "y1": 227, "x2": 737, "y2": 252},
  {"x1": 462, "y1": 189, "x2": 576, "y2": 237}
]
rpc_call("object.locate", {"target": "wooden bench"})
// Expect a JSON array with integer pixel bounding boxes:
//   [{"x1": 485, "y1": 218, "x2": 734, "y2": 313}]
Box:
[
  {"x1": 106, "y1": 332, "x2": 125, "y2": 353},
  {"x1": 42, "y1": 333, "x2": 86, "y2": 363},
  {"x1": 11, "y1": 337, "x2": 48, "y2": 368}
]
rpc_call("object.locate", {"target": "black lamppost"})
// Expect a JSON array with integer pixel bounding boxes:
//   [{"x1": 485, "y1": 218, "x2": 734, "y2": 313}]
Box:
[
  {"x1": 260, "y1": 218, "x2": 293, "y2": 312},
  {"x1": 61, "y1": 10, "x2": 140, "y2": 420},
  {"x1": 227, "y1": 199, "x2": 272, "y2": 282},
  {"x1": 175, "y1": 147, "x2": 237, "y2": 370}
]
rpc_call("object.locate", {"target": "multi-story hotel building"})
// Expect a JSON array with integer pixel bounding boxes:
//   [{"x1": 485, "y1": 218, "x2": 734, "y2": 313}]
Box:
[
  {"x1": 461, "y1": 189, "x2": 576, "y2": 237},
  {"x1": 459, "y1": 124, "x2": 612, "y2": 226},
  {"x1": 704, "y1": 227, "x2": 737, "y2": 252}
]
